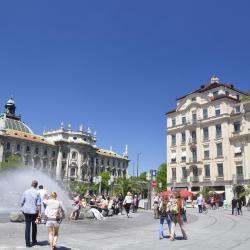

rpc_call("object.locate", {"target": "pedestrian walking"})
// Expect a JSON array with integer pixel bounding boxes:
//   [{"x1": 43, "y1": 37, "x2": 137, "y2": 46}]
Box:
[
  {"x1": 21, "y1": 180, "x2": 41, "y2": 248},
  {"x1": 38, "y1": 185, "x2": 48, "y2": 223},
  {"x1": 123, "y1": 192, "x2": 133, "y2": 218},
  {"x1": 196, "y1": 195, "x2": 203, "y2": 213},
  {"x1": 231, "y1": 197, "x2": 238, "y2": 215},
  {"x1": 153, "y1": 194, "x2": 160, "y2": 219},
  {"x1": 169, "y1": 193, "x2": 188, "y2": 241},
  {"x1": 43, "y1": 191, "x2": 65, "y2": 250},
  {"x1": 158, "y1": 197, "x2": 171, "y2": 239},
  {"x1": 132, "y1": 195, "x2": 139, "y2": 213},
  {"x1": 237, "y1": 199, "x2": 243, "y2": 215}
]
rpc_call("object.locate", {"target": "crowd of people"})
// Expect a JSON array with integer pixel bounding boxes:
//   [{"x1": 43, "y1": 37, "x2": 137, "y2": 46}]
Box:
[
  {"x1": 70, "y1": 191, "x2": 141, "y2": 220},
  {"x1": 21, "y1": 180, "x2": 65, "y2": 249}
]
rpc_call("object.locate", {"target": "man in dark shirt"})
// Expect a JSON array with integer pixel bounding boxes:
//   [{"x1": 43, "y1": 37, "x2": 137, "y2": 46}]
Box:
[{"x1": 231, "y1": 197, "x2": 237, "y2": 215}]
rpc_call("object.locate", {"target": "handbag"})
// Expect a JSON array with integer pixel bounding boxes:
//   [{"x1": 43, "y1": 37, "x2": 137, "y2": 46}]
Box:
[{"x1": 56, "y1": 204, "x2": 65, "y2": 222}]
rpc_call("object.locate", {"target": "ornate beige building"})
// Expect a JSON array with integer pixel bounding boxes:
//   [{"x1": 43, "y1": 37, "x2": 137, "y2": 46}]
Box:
[
  {"x1": 0, "y1": 97, "x2": 129, "y2": 182},
  {"x1": 166, "y1": 76, "x2": 250, "y2": 202}
]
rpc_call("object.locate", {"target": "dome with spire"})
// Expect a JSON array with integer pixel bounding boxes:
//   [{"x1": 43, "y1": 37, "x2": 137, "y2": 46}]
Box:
[{"x1": 0, "y1": 97, "x2": 33, "y2": 134}]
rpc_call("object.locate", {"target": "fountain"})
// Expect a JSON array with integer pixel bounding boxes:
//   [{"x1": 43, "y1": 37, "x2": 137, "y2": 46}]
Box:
[{"x1": 0, "y1": 167, "x2": 72, "y2": 215}]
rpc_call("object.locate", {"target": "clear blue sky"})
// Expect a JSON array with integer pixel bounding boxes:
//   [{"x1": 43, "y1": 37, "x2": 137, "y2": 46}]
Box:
[{"x1": 0, "y1": 1, "x2": 250, "y2": 175}]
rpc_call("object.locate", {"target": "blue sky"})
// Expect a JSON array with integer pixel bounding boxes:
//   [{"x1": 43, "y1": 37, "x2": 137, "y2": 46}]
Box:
[{"x1": 0, "y1": 1, "x2": 250, "y2": 175}]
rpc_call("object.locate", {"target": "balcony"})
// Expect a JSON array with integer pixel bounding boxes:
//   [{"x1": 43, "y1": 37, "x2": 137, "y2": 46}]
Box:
[
  {"x1": 191, "y1": 176, "x2": 199, "y2": 182},
  {"x1": 189, "y1": 138, "x2": 197, "y2": 145},
  {"x1": 216, "y1": 176, "x2": 224, "y2": 181},
  {"x1": 189, "y1": 157, "x2": 198, "y2": 164},
  {"x1": 181, "y1": 178, "x2": 188, "y2": 183},
  {"x1": 203, "y1": 176, "x2": 211, "y2": 182}
]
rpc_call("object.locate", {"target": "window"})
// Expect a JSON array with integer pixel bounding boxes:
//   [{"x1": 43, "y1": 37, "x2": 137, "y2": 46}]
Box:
[
  {"x1": 193, "y1": 166, "x2": 198, "y2": 177},
  {"x1": 16, "y1": 144, "x2": 20, "y2": 151},
  {"x1": 192, "y1": 112, "x2": 197, "y2": 123},
  {"x1": 217, "y1": 163, "x2": 224, "y2": 177},
  {"x1": 182, "y1": 116, "x2": 186, "y2": 124},
  {"x1": 172, "y1": 118, "x2": 176, "y2": 127},
  {"x1": 172, "y1": 134, "x2": 176, "y2": 146},
  {"x1": 216, "y1": 143, "x2": 223, "y2": 157},
  {"x1": 171, "y1": 151, "x2": 176, "y2": 163},
  {"x1": 70, "y1": 168, "x2": 76, "y2": 176},
  {"x1": 236, "y1": 166, "x2": 243, "y2": 177},
  {"x1": 234, "y1": 121, "x2": 241, "y2": 133},
  {"x1": 107, "y1": 160, "x2": 110, "y2": 166},
  {"x1": 204, "y1": 147, "x2": 210, "y2": 159},
  {"x1": 171, "y1": 168, "x2": 176, "y2": 180},
  {"x1": 204, "y1": 164, "x2": 210, "y2": 177},
  {"x1": 235, "y1": 106, "x2": 241, "y2": 113},
  {"x1": 43, "y1": 160, "x2": 47, "y2": 168},
  {"x1": 216, "y1": 124, "x2": 222, "y2": 138},
  {"x1": 6, "y1": 142, "x2": 10, "y2": 150},
  {"x1": 215, "y1": 105, "x2": 220, "y2": 116},
  {"x1": 182, "y1": 167, "x2": 187, "y2": 179},
  {"x1": 191, "y1": 148, "x2": 197, "y2": 161},
  {"x1": 181, "y1": 132, "x2": 186, "y2": 144},
  {"x1": 63, "y1": 152, "x2": 66, "y2": 159},
  {"x1": 26, "y1": 146, "x2": 30, "y2": 153},
  {"x1": 191, "y1": 97, "x2": 196, "y2": 102},
  {"x1": 234, "y1": 144, "x2": 242, "y2": 156},
  {"x1": 44, "y1": 149, "x2": 47, "y2": 156},
  {"x1": 203, "y1": 127, "x2": 209, "y2": 140},
  {"x1": 72, "y1": 151, "x2": 77, "y2": 159},
  {"x1": 181, "y1": 150, "x2": 186, "y2": 162},
  {"x1": 213, "y1": 91, "x2": 219, "y2": 97},
  {"x1": 35, "y1": 147, "x2": 39, "y2": 154},
  {"x1": 225, "y1": 91, "x2": 229, "y2": 96},
  {"x1": 52, "y1": 151, "x2": 56, "y2": 157},
  {"x1": 203, "y1": 108, "x2": 208, "y2": 119},
  {"x1": 191, "y1": 131, "x2": 196, "y2": 143},
  {"x1": 101, "y1": 159, "x2": 104, "y2": 165}
]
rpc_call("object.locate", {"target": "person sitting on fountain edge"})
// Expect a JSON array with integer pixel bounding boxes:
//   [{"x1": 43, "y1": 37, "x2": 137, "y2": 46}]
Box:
[{"x1": 21, "y1": 180, "x2": 41, "y2": 248}]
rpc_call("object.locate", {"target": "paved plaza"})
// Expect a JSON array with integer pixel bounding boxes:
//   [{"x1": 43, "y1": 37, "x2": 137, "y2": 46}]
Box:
[{"x1": 0, "y1": 208, "x2": 250, "y2": 250}]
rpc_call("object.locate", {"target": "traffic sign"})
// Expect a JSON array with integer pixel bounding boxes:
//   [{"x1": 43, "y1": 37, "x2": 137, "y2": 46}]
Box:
[{"x1": 151, "y1": 170, "x2": 157, "y2": 177}]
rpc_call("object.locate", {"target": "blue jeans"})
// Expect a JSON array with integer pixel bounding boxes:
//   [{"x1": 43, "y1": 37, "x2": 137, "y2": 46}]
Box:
[
  {"x1": 182, "y1": 210, "x2": 187, "y2": 223},
  {"x1": 159, "y1": 215, "x2": 172, "y2": 238}
]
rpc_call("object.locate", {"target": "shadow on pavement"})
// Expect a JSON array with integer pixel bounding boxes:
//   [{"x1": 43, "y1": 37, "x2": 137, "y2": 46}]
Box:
[
  {"x1": 56, "y1": 247, "x2": 72, "y2": 250},
  {"x1": 36, "y1": 240, "x2": 49, "y2": 246}
]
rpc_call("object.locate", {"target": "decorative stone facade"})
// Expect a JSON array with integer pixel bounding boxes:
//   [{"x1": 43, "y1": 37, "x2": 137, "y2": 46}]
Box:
[
  {"x1": 166, "y1": 76, "x2": 250, "y2": 203},
  {"x1": 0, "y1": 97, "x2": 129, "y2": 182}
]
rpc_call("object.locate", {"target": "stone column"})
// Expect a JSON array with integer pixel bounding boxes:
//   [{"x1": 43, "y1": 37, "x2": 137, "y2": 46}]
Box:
[
  {"x1": 56, "y1": 147, "x2": 63, "y2": 181},
  {"x1": 77, "y1": 151, "x2": 81, "y2": 181},
  {"x1": 93, "y1": 157, "x2": 97, "y2": 177}
]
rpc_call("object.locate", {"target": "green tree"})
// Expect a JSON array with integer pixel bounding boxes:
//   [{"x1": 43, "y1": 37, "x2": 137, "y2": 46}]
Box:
[
  {"x1": 0, "y1": 154, "x2": 23, "y2": 171},
  {"x1": 113, "y1": 177, "x2": 141, "y2": 196},
  {"x1": 138, "y1": 171, "x2": 147, "y2": 181},
  {"x1": 100, "y1": 171, "x2": 110, "y2": 193},
  {"x1": 241, "y1": 96, "x2": 250, "y2": 102},
  {"x1": 69, "y1": 181, "x2": 89, "y2": 195},
  {"x1": 199, "y1": 186, "x2": 212, "y2": 198},
  {"x1": 156, "y1": 163, "x2": 167, "y2": 192}
]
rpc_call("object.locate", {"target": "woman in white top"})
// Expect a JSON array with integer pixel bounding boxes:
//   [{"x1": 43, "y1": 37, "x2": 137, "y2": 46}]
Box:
[
  {"x1": 123, "y1": 192, "x2": 133, "y2": 218},
  {"x1": 43, "y1": 192, "x2": 64, "y2": 250}
]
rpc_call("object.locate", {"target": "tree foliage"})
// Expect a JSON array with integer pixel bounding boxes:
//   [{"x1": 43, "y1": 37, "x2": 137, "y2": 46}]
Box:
[
  {"x1": 100, "y1": 171, "x2": 110, "y2": 192},
  {"x1": 241, "y1": 96, "x2": 250, "y2": 102},
  {"x1": 113, "y1": 177, "x2": 141, "y2": 196},
  {"x1": 156, "y1": 163, "x2": 167, "y2": 192},
  {"x1": 0, "y1": 154, "x2": 23, "y2": 171},
  {"x1": 199, "y1": 186, "x2": 212, "y2": 198}
]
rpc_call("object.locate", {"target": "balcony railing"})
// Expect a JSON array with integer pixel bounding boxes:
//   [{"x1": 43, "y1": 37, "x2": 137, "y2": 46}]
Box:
[
  {"x1": 203, "y1": 176, "x2": 211, "y2": 181},
  {"x1": 181, "y1": 178, "x2": 187, "y2": 183},
  {"x1": 236, "y1": 175, "x2": 244, "y2": 181},
  {"x1": 216, "y1": 176, "x2": 224, "y2": 181},
  {"x1": 191, "y1": 176, "x2": 199, "y2": 182},
  {"x1": 189, "y1": 157, "x2": 198, "y2": 163}
]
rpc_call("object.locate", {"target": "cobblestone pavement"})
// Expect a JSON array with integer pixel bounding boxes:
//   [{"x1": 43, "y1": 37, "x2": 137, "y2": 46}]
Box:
[{"x1": 0, "y1": 208, "x2": 250, "y2": 250}]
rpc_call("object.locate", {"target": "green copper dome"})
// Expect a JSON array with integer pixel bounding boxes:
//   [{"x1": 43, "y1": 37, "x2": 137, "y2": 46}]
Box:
[{"x1": 0, "y1": 116, "x2": 33, "y2": 134}]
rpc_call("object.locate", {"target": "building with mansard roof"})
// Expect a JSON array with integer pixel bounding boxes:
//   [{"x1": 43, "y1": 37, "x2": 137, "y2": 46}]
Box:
[
  {"x1": 0, "y1": 97, "x2": 129, "y2": 182},
  {"x1": 166, "y1": 76, "x2": 250, "y2": 203}
]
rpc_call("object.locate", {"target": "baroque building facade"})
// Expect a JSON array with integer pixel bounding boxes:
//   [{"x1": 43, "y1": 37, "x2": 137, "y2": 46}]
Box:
[
  {"x1": 0, "y1": 97, "x2": 129, "y2": 182},
  {"x1": 166, "y1": 76, "x2": 250, "y2": 203}
]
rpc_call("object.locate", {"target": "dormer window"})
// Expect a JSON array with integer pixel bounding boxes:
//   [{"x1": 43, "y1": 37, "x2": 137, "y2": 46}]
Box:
[
  {"x1": 213, "y1": 91, "x2": 219, "y2": 97},
  {"x1": 191, "y1": 97, "x2": 196, "y2": 102}
]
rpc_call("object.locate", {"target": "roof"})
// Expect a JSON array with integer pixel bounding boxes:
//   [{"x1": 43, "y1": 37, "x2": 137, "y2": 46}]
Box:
[
  {"x1": 0, "y1": 116, "x2": 33, "y2": 134},
  {"x1": 176, "y1": 82, "x2": 247, "y2": 101},
  {"x1": 165, "y1": 94, "x2": 240, "y2": 116},
  {"x1": 96, "y1": 149, "x2": 127, "y2": 160},
  {"x1": 2, "y1": 129, "x2": 55, "y2": 146}
]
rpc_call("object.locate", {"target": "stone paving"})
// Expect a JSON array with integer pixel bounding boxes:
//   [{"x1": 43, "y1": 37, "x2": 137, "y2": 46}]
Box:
[{"x1": 0, "y1": 208, "x2": 250, "y2": 250}]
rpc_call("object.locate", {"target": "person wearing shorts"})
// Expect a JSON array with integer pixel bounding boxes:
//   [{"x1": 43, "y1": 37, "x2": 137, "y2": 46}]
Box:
[{"x1": 43, "y1": 192, "x2": 64, "y2": 250}]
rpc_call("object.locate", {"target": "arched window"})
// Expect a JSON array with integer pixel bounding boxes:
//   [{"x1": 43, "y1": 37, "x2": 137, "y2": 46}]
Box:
[
  {"x1": 72, "y1": 151, "x2": 77, "y2": 159},
  {"x1": 70, "y1": 168, "x2": 76, "y2": 176},
  {"x1": 16, "y1": 144, "x2": 21, "y2": 151},
  {"x1": 35, "y1": 147, "x2": 39, "y2": 154},
  {"x1": 6, "y1": 142, "x2": 10, "y2": 150}
]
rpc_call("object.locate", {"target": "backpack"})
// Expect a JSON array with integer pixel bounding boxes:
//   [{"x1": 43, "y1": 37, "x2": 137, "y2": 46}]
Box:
[
  {"x1": 170, "y1": 199, "x2": 179, "y2": 215},
  {"x1": 56, "y1": 204, "x2": 65, "y2": 222}
]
